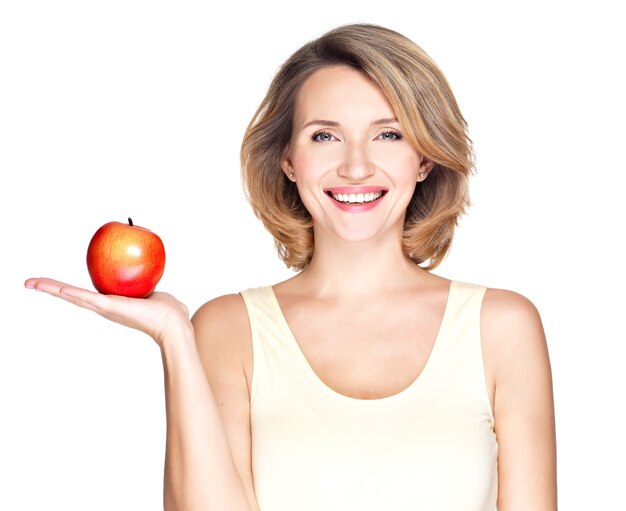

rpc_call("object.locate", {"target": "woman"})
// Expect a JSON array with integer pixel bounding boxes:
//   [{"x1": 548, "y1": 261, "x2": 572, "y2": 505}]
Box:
[{"x1": 25, "y1": 24, "x2": 556, "y2": 510}]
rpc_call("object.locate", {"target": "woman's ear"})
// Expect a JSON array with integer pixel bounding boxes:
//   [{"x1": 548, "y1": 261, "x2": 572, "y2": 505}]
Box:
[
  {"x1": 280, "y1": 145, "x2": 296, "y2": 181},
  {"x1": 417, "y1": 155, "x2": 435, "y2": 182}
]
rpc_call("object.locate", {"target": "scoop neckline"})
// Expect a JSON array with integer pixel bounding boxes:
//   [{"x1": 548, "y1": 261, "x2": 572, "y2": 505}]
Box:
[{"x1": 266, "y1": 281, "x2": 456, "y2": 406}]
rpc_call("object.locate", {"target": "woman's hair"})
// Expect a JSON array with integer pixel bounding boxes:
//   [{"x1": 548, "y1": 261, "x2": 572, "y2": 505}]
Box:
[{"x1": 241, "y1": 23, "x2": 474, "y2": 271}]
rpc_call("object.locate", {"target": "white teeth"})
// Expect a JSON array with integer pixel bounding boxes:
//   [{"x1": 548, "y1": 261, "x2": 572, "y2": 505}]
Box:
[{"x1": 330, "y1": 191, "x2": 384, "y2": 204}]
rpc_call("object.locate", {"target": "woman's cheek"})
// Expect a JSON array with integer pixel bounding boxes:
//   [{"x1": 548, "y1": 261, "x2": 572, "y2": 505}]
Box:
[{"x1": 292, "y1": 149, "x2": 335, "y2": 178}]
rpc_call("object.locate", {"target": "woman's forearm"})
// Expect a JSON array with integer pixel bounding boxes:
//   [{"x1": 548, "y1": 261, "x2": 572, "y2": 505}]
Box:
[{"x1": 160, "y1": 326, "x2": 251, "y2": 511}]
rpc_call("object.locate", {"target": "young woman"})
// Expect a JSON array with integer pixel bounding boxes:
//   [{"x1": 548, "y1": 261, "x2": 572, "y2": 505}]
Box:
[{"x1": 25, "y1": 24, "x2": 557, "y2": 511}]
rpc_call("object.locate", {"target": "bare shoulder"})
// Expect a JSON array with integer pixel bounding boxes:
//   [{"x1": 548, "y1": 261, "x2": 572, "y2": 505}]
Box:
[
  {"x1": 191, "y1": 294, "x2": 258, "y2": 508},
  {"x1": 481, "y1": 288, "x2": 557, "y2": 507},
  {"x1": 481, "y1": 287, "x2": 543, "y2": 326},
  {"x1": 481, "y1": 288, "x2": 546, "y2": 351},
  {"x1": 191, "y1": 293, "x2": 252, "y2": 385},
  {"x1": 480, "y1": 286, "x2": 552, "y2": 399},
  {"x1": 192, "y1": 293, "x2": 250, "y2": 340}
]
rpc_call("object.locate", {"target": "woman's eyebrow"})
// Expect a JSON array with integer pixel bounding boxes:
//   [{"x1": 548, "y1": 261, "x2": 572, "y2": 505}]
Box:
[
  {"x1": 301, "y1": 119, "x2": 340, "y2": 129},
  {"x1": 300, "y1": 117, "x2": 399, "y2": 130},
  {"x1": 371, "y1": 117, "x2": 399, "y2": 125}
]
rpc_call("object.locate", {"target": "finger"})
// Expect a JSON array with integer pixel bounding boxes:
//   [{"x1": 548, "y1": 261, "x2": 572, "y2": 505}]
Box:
[
  {"x1": 26, "y1": 278, "x2": 87, "y2": 297},
  {"x1": 24, "y1": 277, "x2": 50, "y2": 290},
  {"x1": 25, "y1": 278, "x2": 109, "y2": 314},
  {"x1": 26, "y1": 277, "x2": 68, "y2": 295},
  {"x1": 58, "y1": 286, "x2": 111, "y2": 314}
]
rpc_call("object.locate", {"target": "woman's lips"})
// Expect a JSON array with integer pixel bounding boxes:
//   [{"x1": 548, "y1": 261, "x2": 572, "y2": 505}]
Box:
[
  {"x1": 323, "y1": 186, "x2": 389, "y2": 194},
  {"x1": 323, "y1": 187, "x2": 388, "y2": 212}
]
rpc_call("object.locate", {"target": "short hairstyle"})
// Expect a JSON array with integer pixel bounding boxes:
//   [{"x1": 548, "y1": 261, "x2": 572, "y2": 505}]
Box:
[{"x1": 241, "y1": 23, "x2": 474, "y2": 271}]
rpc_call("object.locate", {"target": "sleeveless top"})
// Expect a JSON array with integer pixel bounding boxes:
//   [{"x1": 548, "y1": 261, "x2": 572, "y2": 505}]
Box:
[{"x1": 239, "y1": 280, "x2": 498, "y2": 511}]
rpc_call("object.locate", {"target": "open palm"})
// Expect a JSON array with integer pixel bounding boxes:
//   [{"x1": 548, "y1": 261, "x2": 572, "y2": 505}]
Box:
[{"x1": 24, "y1": 278, "x2": 190, "y2": 347}]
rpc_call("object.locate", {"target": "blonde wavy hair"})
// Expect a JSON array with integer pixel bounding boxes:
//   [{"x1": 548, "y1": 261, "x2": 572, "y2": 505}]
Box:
[{"x1": 241, "y1": 23, "x2": 474, "y2": 271}]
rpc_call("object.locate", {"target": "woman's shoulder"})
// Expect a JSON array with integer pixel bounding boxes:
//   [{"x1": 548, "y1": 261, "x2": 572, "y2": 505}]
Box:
[
  {"x1": 480, "y1": 285, "x2": 543, "y2": 329},
  {"x1": 477, "y1": 284, "x2": 548, "y2": 382},
  {"x1": 192, "y1": 280, "x2": 279, "y2": 321},
  {"x1": 191, "y1": 293, "x2": 256, "y2": 417},
  {"x1": 191, "y1": 292, "x2": 252, "y2": 352},
  {"x1": 451, "y1": 277, "x2": 541, "y2": 319},
  {"x1": 193, "y1": 292, "x2": 248, "y2": 321}
]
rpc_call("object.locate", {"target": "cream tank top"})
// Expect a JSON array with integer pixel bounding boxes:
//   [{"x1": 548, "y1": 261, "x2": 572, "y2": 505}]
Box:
[{"x1": 239, "y1": 280, "x2": 498, "y2": 511}]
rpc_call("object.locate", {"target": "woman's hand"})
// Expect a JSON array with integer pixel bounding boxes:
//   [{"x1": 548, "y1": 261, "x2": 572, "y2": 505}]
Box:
[{"x1": 24, "y1": 277, "x2": 190, "y2": 348}]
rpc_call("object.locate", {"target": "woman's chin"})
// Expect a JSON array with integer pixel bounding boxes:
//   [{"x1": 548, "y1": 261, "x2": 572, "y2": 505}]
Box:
[{"x1": 321, "y1": 225, "x2": 398, "y2": 245}]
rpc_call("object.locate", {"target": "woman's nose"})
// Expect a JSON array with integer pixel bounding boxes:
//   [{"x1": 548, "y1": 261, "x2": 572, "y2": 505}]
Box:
[{"x1": 337, "y1": 143, "x2": 375, "y2": 180}]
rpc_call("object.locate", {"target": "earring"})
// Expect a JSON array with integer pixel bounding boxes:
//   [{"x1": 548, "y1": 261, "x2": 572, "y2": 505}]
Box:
[
  {"x1": 419, "y1": 172, "x2": 426, "y2": 178},
  {"x1": 289, "y1": 172, "x2": 295, "y2": 180}
]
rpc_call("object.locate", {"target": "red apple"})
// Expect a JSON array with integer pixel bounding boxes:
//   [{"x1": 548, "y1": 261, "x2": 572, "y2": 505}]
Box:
[{"x1": 86, "y1": 218, "x2": 166, "y2": 298}]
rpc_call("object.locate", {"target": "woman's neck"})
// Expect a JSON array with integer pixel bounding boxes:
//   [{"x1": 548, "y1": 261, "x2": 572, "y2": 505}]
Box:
[{"x1": 294, "y1": 228, "x2": 431, "y2": 299}]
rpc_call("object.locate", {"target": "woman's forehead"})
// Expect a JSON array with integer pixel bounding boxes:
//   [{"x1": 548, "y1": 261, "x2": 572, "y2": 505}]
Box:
[{"x1": 293, "y1": 66, "x2": 396, "y2": 128}]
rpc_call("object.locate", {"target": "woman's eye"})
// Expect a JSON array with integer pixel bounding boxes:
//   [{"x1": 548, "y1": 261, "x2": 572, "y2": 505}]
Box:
[
  {"x1": 312, "y1": 131, "x2": 336, "y2": 142},
  {"x1": 378, "y1": 130, "x2": 403, "y2": 141}
]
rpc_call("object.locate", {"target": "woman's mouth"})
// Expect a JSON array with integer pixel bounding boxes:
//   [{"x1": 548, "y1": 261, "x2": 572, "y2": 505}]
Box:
[
  {"x1": 323, "y1": 187, "x2": 388, "y2": 212},
  {"x1": 328, "y1": 190, "x2": 385, "y2": 204}
]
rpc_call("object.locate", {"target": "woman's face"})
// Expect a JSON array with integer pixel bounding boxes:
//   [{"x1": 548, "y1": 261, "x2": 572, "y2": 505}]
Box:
[{"x1": 281, "y1": 65, "x2": 433, "y2": 243}]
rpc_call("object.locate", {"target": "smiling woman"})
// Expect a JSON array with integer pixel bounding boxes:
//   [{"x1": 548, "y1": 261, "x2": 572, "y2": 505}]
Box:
[
  {"x1": 241, "y1": 24, "x2": 473, "y2": 270},
  {"x1": 277, "y1": 66, "x2": 427, "y2": 244},
  {"x1": 233, "y1": 24, "x2": 554, "y2": 511},
  {"x1": 25, "y1": 22, "x2": 557, "y2": 511}
]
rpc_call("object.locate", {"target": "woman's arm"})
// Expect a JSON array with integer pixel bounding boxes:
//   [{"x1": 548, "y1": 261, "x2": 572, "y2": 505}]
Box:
[
  {"x1": 24, "y1": 278, "x2": 257, "y2": 511},
  {"x1": 482, "y1": 288, "x2": 557, "y2": 511},
  {"x1": 189, "y1": 294, "x2": 260, "y2": 511},
  {"x1": 160, "y1": 323, "x2": 255, "y2": 511}
]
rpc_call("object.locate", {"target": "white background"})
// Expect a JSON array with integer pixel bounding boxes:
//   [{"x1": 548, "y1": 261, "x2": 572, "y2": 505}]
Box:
[{"x1": 1, "y1": 0, "x2": 624, "y2": 509}]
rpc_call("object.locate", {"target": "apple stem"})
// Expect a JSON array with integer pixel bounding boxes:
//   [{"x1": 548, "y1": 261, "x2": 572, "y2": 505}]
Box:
[{"x1": 128, "y1": 217, "x2": 133, "y2": 226}]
